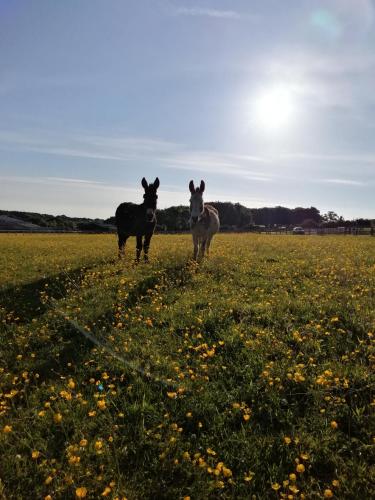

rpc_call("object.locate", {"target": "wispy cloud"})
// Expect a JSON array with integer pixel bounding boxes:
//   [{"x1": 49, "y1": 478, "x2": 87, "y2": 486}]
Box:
[
  {"x1": 1, "y1": 174, "x2": 276, "y2": 217},
  {"x1": 45, "y1": 177, "x2": 104, "y2": 185},
  {"x1": 1, "y1": 175, "x2": 193, "y2": 216},
  {"x1": 0, "y1": 130, "x2": 179, "y2": 162},
  {"x1": 0, "y1": 72, "x2": 95, "y2": 96},
  {"x1": 1, "y1": 129, "x2": 373, "y2": 189},
  {"x1": 0, "y1": 129, "x2": 272, "y2": 182},
  {"x1": 262, "y1": 47, "x2": 375, "y2": 112},
  {"x1": 1, "y1": 175, "x2": 106, "y2": 189},
  {"x1": 280, "y1": 152, "x2": 375, "y2": 163},
  {"x1": 320, "y1": 178, "x2": 366, "y2": 186},
  {"x1": 173, "y1": 7, "x2": 243, "y2": 19},
  {"x1": 165, "y1": 150, "x2": 272, "y2": 181}
]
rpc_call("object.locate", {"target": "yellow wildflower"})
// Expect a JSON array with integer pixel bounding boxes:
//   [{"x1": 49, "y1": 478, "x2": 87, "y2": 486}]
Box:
[
  {"x1": 68, "y1": 455, "x2": 80, "y2": 465},
  {"x1": 101, "y1": 486, "x2": 111, "y2": 496},
  {"x1": 75, "y1": 487, "x2": 87, "y2": 498},
  {"x1": 97, "y1": 400, "x2": 106, "y2": 410},
  {"x1": 95, "y1": 440, "x2": 103, "y2": 451},
  {"x1": 53, "y1": 413, "x2": 63, "y2": 423},
  {"x1": 222, "y1": 466, "x2": 232, "y2": 478},
  {"x1": 289, "y1": 485, "x2": 299, "y2": 494},
  {"x1": 244, "y1": 473, "x2": 254, "y2": 482}
]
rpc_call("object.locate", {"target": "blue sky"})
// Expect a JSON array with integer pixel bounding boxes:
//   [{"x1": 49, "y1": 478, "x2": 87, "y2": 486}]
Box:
[{"x1": 1, "y1": 0, "x2": 374, "y2": 218}]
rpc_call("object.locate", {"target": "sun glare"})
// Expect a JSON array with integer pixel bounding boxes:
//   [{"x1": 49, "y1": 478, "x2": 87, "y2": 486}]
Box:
[{"x1": 253, "y1": 85, "x2": 295, "y2": 132}]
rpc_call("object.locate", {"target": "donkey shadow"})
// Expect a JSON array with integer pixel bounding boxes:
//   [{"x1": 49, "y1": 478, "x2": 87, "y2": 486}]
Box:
[{"x1": 0, "y1": 267, "x2": 89, "y2": 323}]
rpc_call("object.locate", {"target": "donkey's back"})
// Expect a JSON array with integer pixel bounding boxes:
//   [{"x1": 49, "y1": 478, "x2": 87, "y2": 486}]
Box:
[
  {"x1": 192, "y1": 204, "x2": 219, "y2": 237},
  {"x1": 116, "y1": 202, "x2": 146, "y2": 236},
  {"x1": 204, "y1": 204, "x2": 220, "y2": 233}
]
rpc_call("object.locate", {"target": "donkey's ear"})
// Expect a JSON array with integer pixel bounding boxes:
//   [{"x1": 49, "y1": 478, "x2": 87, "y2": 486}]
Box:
[
  {"x1": 154, "y1": 177, "x2": 160, "y2": 189},
  {"x1": 189, "y1": 180, "x2": 195, "y2": 194},
  {"x1": 199, "y1": 180, "x2": 205, "y2": 193},
  {"x1": 141, "y1": 177, "x2": 148, "y2": 189}
]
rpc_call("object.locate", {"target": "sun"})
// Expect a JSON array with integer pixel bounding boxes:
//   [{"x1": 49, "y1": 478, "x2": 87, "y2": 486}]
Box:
[{"x1": 253, "y1": 84, "x2": 295, "y2": 132}]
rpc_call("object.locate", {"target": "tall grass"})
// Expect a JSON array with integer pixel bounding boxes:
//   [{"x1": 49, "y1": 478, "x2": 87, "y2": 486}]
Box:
[{"x1": 1, "y1": 234, "x2": 374, "y2": 499}]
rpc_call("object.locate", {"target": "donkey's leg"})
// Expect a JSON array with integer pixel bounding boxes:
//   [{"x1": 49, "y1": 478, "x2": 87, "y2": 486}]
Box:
[
  {"x1": 143, "y1": 233, "x2": 152, "y2": 262},
  {"x1": 200, "y1": 238, "x2": 208, "y2": 259},
  {"x1": 136, "y1": 235, "x2": 143, "y2": 263},
  {"x1": 118, "y1": 234, "x2": 128, "y2": 259},
  {"x1": 205, "y1": 235, "x2": 213, "y2": 257},
  {"x1": 192, "y1": 233, "x2": 199, "y2": 260}
]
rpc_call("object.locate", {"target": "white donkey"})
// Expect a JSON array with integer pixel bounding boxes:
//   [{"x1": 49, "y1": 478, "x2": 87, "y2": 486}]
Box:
[{"x1": 189, "y1": 180, "x2": 220, "y2": 260}]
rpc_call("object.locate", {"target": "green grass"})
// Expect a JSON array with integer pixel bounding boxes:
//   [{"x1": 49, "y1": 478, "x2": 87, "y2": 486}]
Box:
[{"x1": 0, "y1": 233, "x2": 374, "y2": 499}]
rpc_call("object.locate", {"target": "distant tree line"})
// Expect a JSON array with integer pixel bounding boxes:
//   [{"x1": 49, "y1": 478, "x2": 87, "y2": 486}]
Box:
[
  {"x1": 0, "y1": 210, "x2": 114, "y2": 232},
  {"x1": 251, "y1": 206, "x2": 321, "y2": 226},
  {"x1": 153, "y1": 202, "x2": 255, "y2": 231},
  {"x1": 1, "y1": 206, "x2": 373, "y2": 233}
]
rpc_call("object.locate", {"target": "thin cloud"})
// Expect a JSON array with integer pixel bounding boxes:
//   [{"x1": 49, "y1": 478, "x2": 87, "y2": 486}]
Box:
[
  {"x1": 1, "y1": 174, "x2": 275, "y2": 217},
  {"x1": 173, "y1": 7, "x2": 242, "y2": 19},
  {"x1": 281, "y1": 152, "x2": 375, "y2": 163},
  {"x1": 164, "y1": 150, "x2": 273, "y2": 181},
  {"x1": 1, "y1": 175, "x2": 106, "y2": 189},
  {"x1": 263, "y1": 48, "x2": 375, "y2": 112},
  {"x1": 320, "y1": 178, "x2": 365, "y2": 186},
  {"x1": 0, "y1": 72, "x2": 95, "y2": 96},
  {"x1": 0, "y1": 130, "x2": 180, "y2": 162},
  {"x1": 0, "y1": 129, "x2": 272, "y2": 182},
  {"x1": 2, "y1": 175, "x2": 183, "y2": 195},
  {"x1": 1, "y1": 175, "x2": 190, "y2": 215},
  {"x1": 45, "y1": 177, "x2": 104, "y2": 185}
]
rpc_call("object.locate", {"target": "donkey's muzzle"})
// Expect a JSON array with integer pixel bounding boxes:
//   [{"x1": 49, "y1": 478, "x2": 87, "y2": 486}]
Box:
[
  {"x1": 146, "y1": 209, "x2": 155, "y2": 221},
  {"x1": 191, "y1": 216, "x2": 198, "y2": 225}
]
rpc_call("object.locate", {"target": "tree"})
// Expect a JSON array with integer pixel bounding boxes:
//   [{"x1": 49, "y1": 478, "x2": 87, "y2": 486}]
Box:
[{"x1": 301, "y1": 219, "x2": 319, "y2": 228}]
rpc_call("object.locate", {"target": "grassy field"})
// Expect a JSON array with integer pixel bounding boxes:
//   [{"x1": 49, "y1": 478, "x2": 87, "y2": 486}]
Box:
[{"x1": 0, "y1": 233, "x2": 374, "y2": 499}]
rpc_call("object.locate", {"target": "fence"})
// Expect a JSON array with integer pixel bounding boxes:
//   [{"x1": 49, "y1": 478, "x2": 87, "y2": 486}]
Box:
[{"x1": 261, "y1": 226, "x2": 374, "y2": 236}]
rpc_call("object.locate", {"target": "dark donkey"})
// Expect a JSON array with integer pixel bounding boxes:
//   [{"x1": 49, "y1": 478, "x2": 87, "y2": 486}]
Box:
[{"x1": 115, "y1": 177, "x2": 160, "y2": 262}]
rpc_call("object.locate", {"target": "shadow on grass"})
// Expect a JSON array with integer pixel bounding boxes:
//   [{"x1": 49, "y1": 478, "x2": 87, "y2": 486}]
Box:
[{"x1": 0, "y1": 266, "x2": 98, "y2": 323}]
